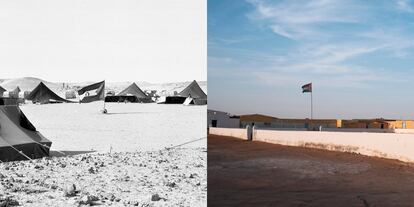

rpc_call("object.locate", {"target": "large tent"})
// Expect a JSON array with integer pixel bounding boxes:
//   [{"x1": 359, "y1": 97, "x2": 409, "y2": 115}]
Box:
[
  {"x1": 178, "y1": 80, "x2": 207, "y2": 99},
  {"x1": 163, "y1": 80, "x2": 207, "y2": 105},
  {"x1": 26, "y1": 82, "x2": 73, "y2": 104},
  {"x1": 105, "y1": 82, "x2": 152, "y2": 103},
  {"x1": 0, "y1": 100, "x2": 51, "y2": 161}
]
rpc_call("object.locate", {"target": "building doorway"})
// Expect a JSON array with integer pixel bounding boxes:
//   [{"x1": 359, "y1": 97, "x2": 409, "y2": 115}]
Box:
[{"x1": 212, "y1": 120, "x2": 217, "y2": 127}]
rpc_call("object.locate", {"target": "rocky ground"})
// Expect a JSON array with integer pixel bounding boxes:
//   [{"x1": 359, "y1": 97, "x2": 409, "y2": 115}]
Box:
[{"x1": 0, "y1": 147, "x2": 206, "y2": 206}]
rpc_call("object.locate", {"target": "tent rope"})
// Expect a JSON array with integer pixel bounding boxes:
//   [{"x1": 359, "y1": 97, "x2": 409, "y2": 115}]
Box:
[
  {"x1": 31, "y1": 140, "x2": 66, "y2": 156},
  {"x1": 7, "y1": 143, "x2": 32, "y2": 160},
  {"x1": 165, "y1": 136, "x2": 206, "y2": 150}
]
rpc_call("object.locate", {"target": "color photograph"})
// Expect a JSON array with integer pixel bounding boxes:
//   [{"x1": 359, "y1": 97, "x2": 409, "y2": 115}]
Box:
[{"x1": 208, "y1": 0, "x2": 414, "y2": 206}]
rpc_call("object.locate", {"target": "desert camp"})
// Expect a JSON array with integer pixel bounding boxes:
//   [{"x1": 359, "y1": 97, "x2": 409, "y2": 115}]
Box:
[
  {"x1": 0, "y1": 77, "x2": 207, "y2": 162},
  {"x1": 0, "y1": 77, "x2": 207, "y2": 206},
  {"x1": 0, "y1": 0, "x2": 207, "y2": 205}
]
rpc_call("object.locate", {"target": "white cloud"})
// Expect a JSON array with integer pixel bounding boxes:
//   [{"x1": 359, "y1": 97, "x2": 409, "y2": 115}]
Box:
[
  {"x1": 396, "y1": 0, "x2": 414, "y2": 12},
  {"x1": 246, "y1": 0, "x2": 361, "y2": 39}
]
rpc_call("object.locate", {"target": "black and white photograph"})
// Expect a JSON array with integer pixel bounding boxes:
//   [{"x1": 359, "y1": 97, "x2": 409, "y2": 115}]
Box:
[
  {"x1": 0, "y1": 0, "x2": 206, "y2": 206},
  {"x1": 8, "y1": 0, "x2": 414, "y2": 206}
]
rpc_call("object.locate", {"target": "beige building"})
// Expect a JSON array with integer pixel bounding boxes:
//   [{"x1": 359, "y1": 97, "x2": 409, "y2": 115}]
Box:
[
  {"x1": 240, "y1": 114, "x2": 414, "y2": 130},
  {"x1": 240, "y1": 114, "x2": 339, "y2": 129},
  {"x1": 342, "y1": 119, "x2": 414, "y2": 129}
]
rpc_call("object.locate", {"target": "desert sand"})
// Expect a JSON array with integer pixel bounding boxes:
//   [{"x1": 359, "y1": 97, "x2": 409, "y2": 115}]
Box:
[
  {"x1": 0, "y1": 103, "x2": 206, "y2": 206},
  {"x1": 21, "y1": 102, "x2": 206, "y2": 152}
]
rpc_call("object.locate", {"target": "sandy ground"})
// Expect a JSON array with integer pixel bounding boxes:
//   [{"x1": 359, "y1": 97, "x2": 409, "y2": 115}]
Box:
[
  {"x1": 20, "y1": 102, "x2": 206, "y2": 152},
  {"x1": 0, "y1": 103, "x2": 206, "y2": 206},
  {"x1": 208, "y1": 134, "x2": 414, "y2": 207}
]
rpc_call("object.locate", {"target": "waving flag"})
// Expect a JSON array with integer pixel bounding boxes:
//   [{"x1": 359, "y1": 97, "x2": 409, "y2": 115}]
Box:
[
  {"x1": 78, "y1": 81, "x2": 105, "y2": 103},
  {"x1": 302, "y1": 83, "x2": 312, "y2": 93},
  {"x1": 301, "y1": 82, "x2": 313, "y2": 120}
]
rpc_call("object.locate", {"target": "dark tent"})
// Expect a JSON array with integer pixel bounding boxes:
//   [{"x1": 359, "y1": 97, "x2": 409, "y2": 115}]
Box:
[
  {"x1": 106, "y1": 83, "x2": 152, "y2": 103},
  {"x1": 0, "y1": 100, "x2": 52, "y2": 161},
  {"x1": 162, "y1": 80, "x2": 207, "y2": 105},
  {"x1": 178, "y1": 80, "x2": 207, "y2": 99},
  {"x1": 26, "y1": 82, "x2": 73, "y2": 104},
  {"x1": 118, "y1": 83, "x2": 149, "y2": 98},
  {"x1": 164, "y1": 96, "x2": 187, "y2": 104}
]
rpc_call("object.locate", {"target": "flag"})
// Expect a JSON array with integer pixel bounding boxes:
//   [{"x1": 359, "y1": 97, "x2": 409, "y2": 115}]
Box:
[
  {"x1": 302, "y1": 83, "x2": 312, "y2": 93},
  {"x1": 78, "y1": 80, "x2": 105, "y2": 103}
]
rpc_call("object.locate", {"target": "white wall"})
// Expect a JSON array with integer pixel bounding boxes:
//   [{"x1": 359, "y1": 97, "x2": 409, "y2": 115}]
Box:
[
  {"x1": 209, "y1": 127, "x2": 248, "y2": 140},
  {"x1": 209, "y1": 127, "x2": 414, "y2": 162},
  {"x1": 208, "y1": 110, "x2": 240, "y2": 128},
  {"x1": 256, "y1": 127, "x2": 414, "y2": 134},
  {"x1": 254, "y1": 130, "x2": 414, "y2": 162},
  {"x1": 394, "y1": 129, "x2": 414, "y2": 134},
  {"x1": 321, "y1": 128, "x2": 393, "y2": 133}
]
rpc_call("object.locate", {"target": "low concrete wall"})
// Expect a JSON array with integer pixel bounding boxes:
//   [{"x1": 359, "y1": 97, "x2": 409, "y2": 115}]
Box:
[
  {"x1": 209, "y1": 127, "x2": 248, "y2": 140},
  {"x1": 321, "y1": 128, "x2": 393, "y2": 133},
  {"x1": 394, "y1": 129, "x2": 414, "y2": 134},
  {"x1": 323, "y1": 128, "x2": 414, "y2": 134},
  {"x1": 254, "y1": 129, "x2": 414, "y2": 162},
  {"x1": 258, "y1": 127, "x2": 414, "y2": 134}
]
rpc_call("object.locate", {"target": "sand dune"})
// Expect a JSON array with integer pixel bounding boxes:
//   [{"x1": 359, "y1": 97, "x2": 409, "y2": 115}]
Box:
[{"x1": 0, "y1": 77, "x2": 60, "y2": 92}]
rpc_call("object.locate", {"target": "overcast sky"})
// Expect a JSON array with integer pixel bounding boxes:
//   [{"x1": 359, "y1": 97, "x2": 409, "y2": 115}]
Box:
[
  {"x1": 0, "y1": 0, "x2": 206, "y2": 83},
  {"x1": 209, "y1": 0, "x2": 414, "y2": 119}
]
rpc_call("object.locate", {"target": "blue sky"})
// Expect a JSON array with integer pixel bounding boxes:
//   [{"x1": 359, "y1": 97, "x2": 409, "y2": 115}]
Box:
[{"x1": 208, "y1": 0, "x2": 414, "y2": 119}]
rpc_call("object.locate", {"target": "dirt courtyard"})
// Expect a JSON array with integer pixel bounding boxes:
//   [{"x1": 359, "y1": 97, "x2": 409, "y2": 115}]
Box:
[{"x1": 208, "y1": 134, "x2": 414, "y2": 207}]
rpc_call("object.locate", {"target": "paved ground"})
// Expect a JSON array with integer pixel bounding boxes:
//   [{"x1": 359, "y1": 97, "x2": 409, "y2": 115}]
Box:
[{"x1": 208, "y1": 134, "x2": 414, "y2": 207}]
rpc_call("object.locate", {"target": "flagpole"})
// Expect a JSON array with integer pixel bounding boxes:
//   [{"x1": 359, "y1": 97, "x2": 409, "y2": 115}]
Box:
[
  {"x1": 103, "y1": 80, "x2": 106, "y2": 113},
  {"x1": 310, "y1": 83, "x2": 313, "y2": 130}
]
